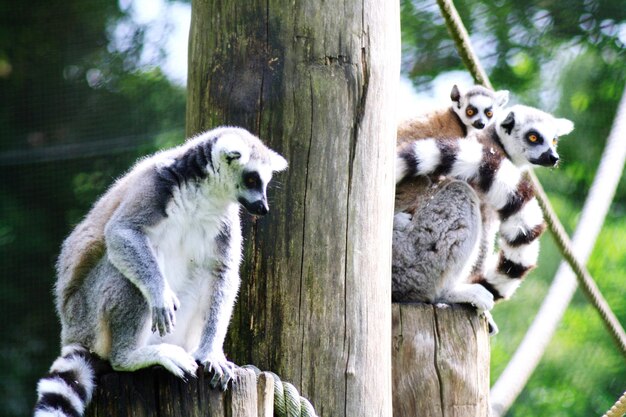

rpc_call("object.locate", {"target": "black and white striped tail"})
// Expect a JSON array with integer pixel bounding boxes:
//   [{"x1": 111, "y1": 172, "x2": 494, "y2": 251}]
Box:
[
  {"x1": 34, "y1": 344, "x2": 96, "y2": 417},
  {"x1": 477, "y1": 213, "x2": 547, "y2": 300}
]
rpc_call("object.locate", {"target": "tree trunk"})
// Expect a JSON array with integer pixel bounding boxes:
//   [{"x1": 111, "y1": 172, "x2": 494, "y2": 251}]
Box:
[
  {"x1": 186, "y1": 1, "x2": 400, "y2": 416},
  {"x1": 392, "y1": 303, "x2": 491, "y2": 417}
]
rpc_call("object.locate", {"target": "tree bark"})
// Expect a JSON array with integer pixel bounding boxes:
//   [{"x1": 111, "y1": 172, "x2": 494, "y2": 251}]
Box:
[
  {"x1": 392, "y1": 303, "x2": 491, "y2": 417},
  {"x1": 187, "y1": 1, "x2": 400, "y2": 416}
]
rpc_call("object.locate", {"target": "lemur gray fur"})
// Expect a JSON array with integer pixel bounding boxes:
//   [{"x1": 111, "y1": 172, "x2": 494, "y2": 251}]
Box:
[
  {"x1": 393, "y1": 105, "x2": 574, "y2": 331},
  {"x1": 33, "y1": 126, "x2": 288, "y2": 417}
]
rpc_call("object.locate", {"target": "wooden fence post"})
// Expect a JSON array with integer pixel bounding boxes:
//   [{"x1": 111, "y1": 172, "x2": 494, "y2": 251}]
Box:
[
  {"x1": 392, "y1": 303, "x2": 491, "y2": 417},
  {"x1": 85, "y1": 366, "x2": 263, "y2": 417}
]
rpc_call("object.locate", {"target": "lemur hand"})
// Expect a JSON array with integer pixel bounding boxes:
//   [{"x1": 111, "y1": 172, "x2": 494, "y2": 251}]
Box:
[{"x1": 152, "y1": 287, "x2": 180, "y2": 336}]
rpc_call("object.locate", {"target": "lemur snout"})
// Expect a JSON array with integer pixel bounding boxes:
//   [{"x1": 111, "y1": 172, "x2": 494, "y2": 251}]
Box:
[{"x1": 472, "y1": 120, "x2": 485, "y2": 129}]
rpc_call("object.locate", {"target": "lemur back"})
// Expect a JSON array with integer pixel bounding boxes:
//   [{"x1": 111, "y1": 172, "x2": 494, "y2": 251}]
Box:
[
  {"x1": 34, "y1": 126, "x2": 288, "y2": 417},
  {"x1": 56, "y1": 166, "x2": 142, "y2": 314}
]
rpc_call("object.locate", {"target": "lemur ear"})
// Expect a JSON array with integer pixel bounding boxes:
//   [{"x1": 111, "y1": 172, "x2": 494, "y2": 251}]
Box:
[
  {"x1": 501, "y1": 111, "x2": 515, "y2": 135},
  {"x1": 450, "y1": 85, "x2": 461, "y2": 103},
  {"x1": 555, "y1": 118, "x2": 574, "y2": 136},
  {"x1": 495, "y1": 90, "x2": 510, "y2": 107},
  {"x1": 270, "y1": 152, "x2": 288, "y2": 172},
  {"x1": 225, "y1": 151, "x2": 242, "y2": 163},
  {"x1": 215, "y1": 133, "x2": 250, "y2": 165}
]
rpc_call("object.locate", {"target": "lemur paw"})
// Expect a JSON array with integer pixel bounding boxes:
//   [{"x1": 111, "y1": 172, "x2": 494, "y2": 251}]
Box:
[
  {"x1": 468, "y1": 285, "x2": 495, "y2": 312},
  {"x1": 152, "y1": 287, "x2": 180, "y2": 336},
  {"x1": 156, "y1": 344, "x2": 198, "y2": 380},
  {"x1": 195, "y1": 352, "x2": 238, "y2": 391}
]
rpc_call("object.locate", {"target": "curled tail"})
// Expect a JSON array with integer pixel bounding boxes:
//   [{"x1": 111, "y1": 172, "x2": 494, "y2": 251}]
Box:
[{"x1": 34, "y1": 344, "x2": 96, "y2": 417}]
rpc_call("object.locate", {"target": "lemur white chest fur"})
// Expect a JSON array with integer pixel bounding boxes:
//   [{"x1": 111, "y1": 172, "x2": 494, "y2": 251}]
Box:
[
  {"x1": 150, "y1": 184, "x2": 236, "y2": 276},
  {"x1": 145, "y1": 184, "x2": 241, "y2": 350}
]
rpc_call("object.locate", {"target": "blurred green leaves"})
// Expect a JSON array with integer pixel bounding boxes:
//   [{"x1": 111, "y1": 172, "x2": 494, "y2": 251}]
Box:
[{"x1": 0, "y1": 1, "x2": 187, "y2": 415}]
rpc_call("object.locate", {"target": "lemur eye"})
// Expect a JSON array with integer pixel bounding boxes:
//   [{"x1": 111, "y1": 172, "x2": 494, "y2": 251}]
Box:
[
  {"x1": 485, "y1": 109, "x2": 493, "y2": 118},
  {"x1": 242, "y1": 172, "x2": 261, "y2": 189},
  {"x1": 529, "y1": 134, "x2": 539, "y2": 143},
  {"x1": 552, "y1": 137, "x2": 558, "y2": 146},
  {"x1": 466, "y1": 108, "x2": 475, "y2": 117}
]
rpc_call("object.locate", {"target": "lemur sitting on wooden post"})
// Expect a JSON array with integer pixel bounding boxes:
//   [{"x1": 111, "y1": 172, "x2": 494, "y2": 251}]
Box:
[{"x1": 33, "y1": 127, "x2": 287, "y2": 417}]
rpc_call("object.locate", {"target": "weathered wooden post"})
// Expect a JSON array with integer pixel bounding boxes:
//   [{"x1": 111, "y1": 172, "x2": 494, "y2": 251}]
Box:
[
  {"x1": 186, "y1": 1, "x2": 400, "y2": 416},
  {"x1": 86, "y1": 366, "x2": 268, "y2": 417},
  {"x1": 392, "y1": 303, "x2": 491, "y2": 417}
]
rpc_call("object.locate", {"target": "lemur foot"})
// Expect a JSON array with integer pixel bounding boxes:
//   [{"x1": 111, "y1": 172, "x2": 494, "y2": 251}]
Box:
[
  {"x1": 111, "y1": 343, "x2": 198, "y2": 380},
  {"x1": 195, "y1": 352, "x2": 238, "y2": 391},
  {"x1": 442, "y1": 283, "x2": 495, "y2": 312},
  {"x1": 155, "y1": 344, "x2": 198, "y2": 380}
]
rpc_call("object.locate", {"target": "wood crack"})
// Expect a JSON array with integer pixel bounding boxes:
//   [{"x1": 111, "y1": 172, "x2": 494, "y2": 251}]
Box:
[{"x1": 432, "y1": 306, "x2": 446, "y2": 417}]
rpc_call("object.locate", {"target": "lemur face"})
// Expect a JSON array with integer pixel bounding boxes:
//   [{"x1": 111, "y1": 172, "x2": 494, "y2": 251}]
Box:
[
  {"x1": 451, "y1": 84, "x2": 509, "y2": 131},
  {"x1": 213, "y1": 129, "x2": 288, "y2": 216},
  {"x1": 495, "y1": 105, "x2": 574, "y2": 168},
  {"x1": 236, "y1": 161, "x2": 276, "y2": 216}
]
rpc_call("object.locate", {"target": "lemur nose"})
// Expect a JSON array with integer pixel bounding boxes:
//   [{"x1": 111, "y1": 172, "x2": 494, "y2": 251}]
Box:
[
  {"x1": 249, "y1": 200, "x2": 269, "y2": 216},
  {"x1": 473, "y1": 120, "x2": 485, "y2": 129},
  {"x1": 549, "y1": 154, "x2": 559, "y2": 166}
]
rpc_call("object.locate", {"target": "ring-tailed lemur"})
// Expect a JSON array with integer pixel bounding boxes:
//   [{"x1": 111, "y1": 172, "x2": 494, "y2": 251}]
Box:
[
  {"x1": 396, "y1": 84, "x2": 509, "y2": 146},
  {"x1": 395, "y1": 84, "x2": 509, "y2": 212},
  {"x1": 394, "y1": 105, "x2": 573, "y2": 329},
  {"x1": 33, "y1": 126, "x2": 288, "y2": 417}
]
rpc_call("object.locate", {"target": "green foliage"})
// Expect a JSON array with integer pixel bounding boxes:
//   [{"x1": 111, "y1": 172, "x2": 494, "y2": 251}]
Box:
[
  {"x1": 402, "y1": 0, "x2": 626, "y2": 415},
  {"x1": 0, "y1": 1, "x2": 186, "y2": 415}
]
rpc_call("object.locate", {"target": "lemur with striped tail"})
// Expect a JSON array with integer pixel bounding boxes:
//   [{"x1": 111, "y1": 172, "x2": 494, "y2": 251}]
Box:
[
  {"x1": 393, "y1": 104, "x2": 573, "y2": 332},
  {"x1": 33, "y1": 127, "x2": 287, "y2": 417}
]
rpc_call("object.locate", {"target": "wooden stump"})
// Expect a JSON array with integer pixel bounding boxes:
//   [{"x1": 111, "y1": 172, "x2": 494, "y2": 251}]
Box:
[
  {"x1": 85, "y1": 366, "x2": 273, "y2": 417},
  {"x1": 392, "y1": 303, "x2": 491, "y2": 417}
]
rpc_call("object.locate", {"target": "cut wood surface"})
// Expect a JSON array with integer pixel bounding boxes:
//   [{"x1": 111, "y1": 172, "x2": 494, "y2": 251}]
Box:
[
  {"x1": 392, "y1": 303, "x2": 491, "y2": 417},
  {"x1": 186, "y1": 1, "x2": 400, "y2": 416},
  {"x1": 85, "y1": 366, "x2": 264, "y2": 417}
]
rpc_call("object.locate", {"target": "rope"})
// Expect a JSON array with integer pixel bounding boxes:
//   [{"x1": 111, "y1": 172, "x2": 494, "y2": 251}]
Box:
[
  {"x1": 603, "y1": 391, "x2": 626, "y2": 417},
  {"x1": 435, "y1": 0, "x2": 492, "y2": 90},
  {"x1": 530, "y1": 170, "x2": 626, "y2": 356},
  {"x1": 242, "y1": 365, "x2": 318, "y2": 417},
  {"x1": 436, "y1": 0, "x2": 626, "y2": 356}
]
